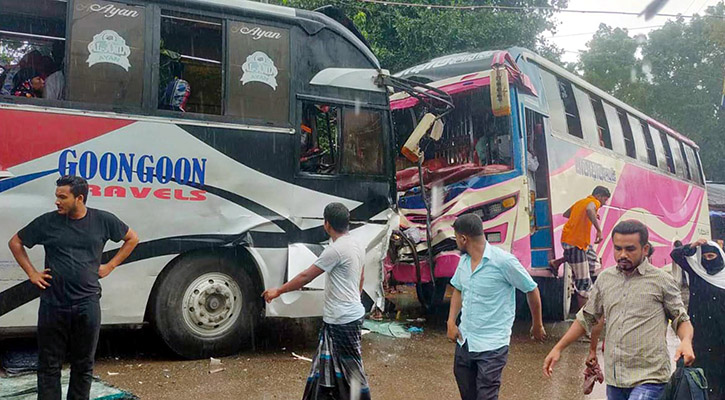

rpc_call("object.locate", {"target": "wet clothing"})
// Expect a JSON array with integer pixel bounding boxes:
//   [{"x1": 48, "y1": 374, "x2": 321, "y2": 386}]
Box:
[
  {"x1": 563, "y1": 243, "x2": 593, "y2": 297},
  {"x1": 303, "y1": 318, "x2": 370, "y2": 400},
  {"x1": 18, "y1": 208, "x2": 129, "y2": 306},
  {"x1": 561, "y1": 195, "x2": 601, "y2": 250},
  {"x1": 671, "y1": 243, "x2": 725, "y2": 400},
  {"x1": 577, "y1": 260, "x2": 689, "y2": 388},
  {"x1": 453, "y1": 342, "x2": 509, "y2": 400}
]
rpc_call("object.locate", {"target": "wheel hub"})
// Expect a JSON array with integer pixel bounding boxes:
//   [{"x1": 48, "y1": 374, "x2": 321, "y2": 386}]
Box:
[{"x1": 182, "y1": 273, "x2": 242, "y2": 337}]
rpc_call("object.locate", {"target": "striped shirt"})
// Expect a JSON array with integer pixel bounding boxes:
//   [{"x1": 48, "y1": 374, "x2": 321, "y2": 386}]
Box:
[{"x1": 576, "y1": 260, "x2": 689, "y2": 388}]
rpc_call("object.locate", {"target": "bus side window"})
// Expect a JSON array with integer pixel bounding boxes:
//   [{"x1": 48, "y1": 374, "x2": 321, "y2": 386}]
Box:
[
  {"x1": 341, "y1": 108, "x2": 384, "y2": 175},
  {"x1": 667, "y1": 135, "x2": 687, "y2": 178},
  {"x1": 617, "y1": 110, "x2": 636, "y2": 158},
  {"x1": 158, "y1": 12, "x2": 222, "y2": 115},
  {"x1": 684, "y1": 145, "x2": 704, "y2": 184},
  {"x1": 557, "y1": 79, "x2": 583, "y2": 139},
  {"x1": 659, "y1": 131, "x2": 676, "y2": 174},
  {"x1": 300, "y1": 103, "x2": 340, "y2": 175},
  {"x1": 67, "y1": 0, "x2": 146, "y2": 107},
  {"x1": 0, "y1": 0, "x2": 66, "y2": 100},
  {"x1": 679, "y1": 142, "x2": 692, "y2": 181},
  {"x1": 590, "y1": 97, "x2": 612, "y2": 149},
  {"x1": 639, "y1": 120, "x2": 658, "y2": 167}
]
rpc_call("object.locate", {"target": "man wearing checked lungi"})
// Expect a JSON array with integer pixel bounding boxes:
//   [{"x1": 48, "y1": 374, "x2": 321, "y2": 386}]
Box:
[
  {"x1": 548, "y1": 186, "x2": 611, "y2": 312},
  {"x1": 263, "y1": 202, "x2": 370, "y2": 400}
]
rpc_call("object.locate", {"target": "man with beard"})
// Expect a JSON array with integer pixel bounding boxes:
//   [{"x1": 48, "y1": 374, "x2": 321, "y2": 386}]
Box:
[
  {"x1": 671, "y1": 239, "x2": 725, "y2": 399},
  {"x1": 543, "y1": 219, "x2": 694, "y2": 400},
  {"x1": 447, "y1": 214, "x2": 546, "y2": 400}
]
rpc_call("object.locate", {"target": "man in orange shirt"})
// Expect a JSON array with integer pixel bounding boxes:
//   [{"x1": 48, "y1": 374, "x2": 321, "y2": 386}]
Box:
[{"x1": 549, "y1": 186, "x2": 610, "y2": 311}]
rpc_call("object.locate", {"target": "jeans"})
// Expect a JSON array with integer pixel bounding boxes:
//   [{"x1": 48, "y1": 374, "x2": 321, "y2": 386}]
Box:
[
  {"x1": 606, "y1": 383, "x2": 666, "y2": 400},
  {"x1": 37, "y1": 298, "x2": 101, "y2": 400},
  {"x1": 453, "y1": 342, "x2": 509, "y2": 400}
]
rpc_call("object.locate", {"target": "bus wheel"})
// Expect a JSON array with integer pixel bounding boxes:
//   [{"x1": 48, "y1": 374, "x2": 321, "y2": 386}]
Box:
[
  {"x1": 150, "y1": 254, "x2": 260, "y2": 359},
  {"x1": 536, "y1": 263, "x2": 573, "y2": 321}
]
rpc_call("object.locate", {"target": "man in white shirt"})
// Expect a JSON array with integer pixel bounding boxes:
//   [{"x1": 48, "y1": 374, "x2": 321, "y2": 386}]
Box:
[{"x1": 263, "y1": 202, "x2": 370, "y2": 400}]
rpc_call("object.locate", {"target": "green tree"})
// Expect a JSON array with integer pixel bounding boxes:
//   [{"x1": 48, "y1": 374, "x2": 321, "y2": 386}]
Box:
[
  {"x1": 273, "y1": 0, "x2": 567, "y2": 72},
  {"x1": 574, "y1": 5, "x2": 725, "y2": 181}
]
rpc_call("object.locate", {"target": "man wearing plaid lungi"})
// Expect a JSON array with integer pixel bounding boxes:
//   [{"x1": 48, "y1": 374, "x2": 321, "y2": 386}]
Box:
[{"x1": 264, "y1": 203, "x2": 370, "y2": 400}]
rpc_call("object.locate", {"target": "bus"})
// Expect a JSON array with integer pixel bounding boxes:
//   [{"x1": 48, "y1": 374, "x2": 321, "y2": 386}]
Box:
[
  {"x1": 0, "y1": 0, "x2": 407, "y2": 359},
  {"x1": 387, "y1": 47, "x2": 710, "y2": 319}
]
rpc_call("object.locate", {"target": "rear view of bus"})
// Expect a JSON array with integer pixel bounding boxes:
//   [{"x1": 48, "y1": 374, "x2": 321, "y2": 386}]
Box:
[{"x1": 0, "y1": 0, "x2": 396, "y2": 358}]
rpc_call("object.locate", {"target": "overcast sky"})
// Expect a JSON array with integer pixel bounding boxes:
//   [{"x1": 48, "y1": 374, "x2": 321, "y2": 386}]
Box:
[{"x1": 545, "y1": 0, "x2": 722, "y2": 63}]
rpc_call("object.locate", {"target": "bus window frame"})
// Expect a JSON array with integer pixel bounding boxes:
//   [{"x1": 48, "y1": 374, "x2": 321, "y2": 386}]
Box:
[
  {"x1": 571, "y1": 85, "x2": 600, "y2": 147},
  {"x1": 295, "y1": 94, "x2": 391, "y2": 180},
  {"x1": 601, "y1": 101, "x2": 628, "y2": 156},
  {"x1": 627, "y1": 114, "x2": 650, "y2": 165},
  {"x1": 667, "y1": 134, "x2": 688, "y2": 179},
  {"x1": 648, "y1": 125, "x2": 669, "y2": 172}
]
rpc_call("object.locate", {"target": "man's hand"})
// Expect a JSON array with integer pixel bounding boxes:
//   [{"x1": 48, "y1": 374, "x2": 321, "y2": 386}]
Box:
[
  {"x1": 530, "y1": 323, "x2": 547, "y2": 341},
  {"x1": 543, "y1": 348, "x2": 561, "y2": 377},
  {"x1": 447, "y1": 321, "x2": 462, "y2": 343},
  {"x1": 29, "y1": 269, "x2": 52, "y2": 290},
  {"x1": 691, "y1": 238, "x2": 708, "y2": 247},
  {"x1": 98, "y1": 263, "x2": 115, "y2": 279},
  {"x1": 586, "y1": 349, "x2": 598, "y2": 366},
  {"x1": 262, "y1": 288, "x2": 282, "y2": 303},
  {"x1": 594, "y1": 231, "x2": 603, "y2": 244},
  {"x1": 675, "y1": 341, "x2": 695, "y2": 366}
]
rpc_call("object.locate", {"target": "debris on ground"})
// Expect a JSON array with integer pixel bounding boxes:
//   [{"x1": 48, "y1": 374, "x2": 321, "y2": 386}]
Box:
[
  {"x1": 362, "y1": 320, "x2": 411, "y2": 339},
  {"x1": 209, "y1": 357, "x2": 225, "y2": 374},
  {"x1": 292, "y1": 352, "x2": 312, "y2": 362}
]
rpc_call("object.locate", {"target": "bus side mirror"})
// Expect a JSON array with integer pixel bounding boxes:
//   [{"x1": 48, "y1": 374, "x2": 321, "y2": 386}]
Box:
[{"x1": 402, "y1": 113, "x2": 437, "y2": 163}]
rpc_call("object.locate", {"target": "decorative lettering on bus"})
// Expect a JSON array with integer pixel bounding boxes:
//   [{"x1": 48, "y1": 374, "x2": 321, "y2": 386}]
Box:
[
  {"x1": 231, "y1": 24, "x2": 282, "y2": 41},
  {"x1": 87, "y1": 185, "x2": 206, "y2": 201},
  {"x1": 574, "y1": 158, "x2": 617, "y2": 183},
  {"x1": 76, "y1": 2, "x2": 140, "y2": 18},
  {"x1": 59, "y1": 150, "x2": 206, "y2": 185}
]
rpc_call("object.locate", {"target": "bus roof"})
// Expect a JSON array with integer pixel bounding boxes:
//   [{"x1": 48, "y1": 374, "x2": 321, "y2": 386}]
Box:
[{"x1": 165, "y1": 0, "x2": 380, "y2": 68}]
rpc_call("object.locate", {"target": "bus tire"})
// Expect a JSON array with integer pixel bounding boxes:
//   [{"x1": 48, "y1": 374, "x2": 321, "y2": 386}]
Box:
[
  {"x1": 536, "y1": 263, "x2": 573, "y2": 321},
  {"x1": 150, "y1": 254, "x2": 260, "y2": 359}
]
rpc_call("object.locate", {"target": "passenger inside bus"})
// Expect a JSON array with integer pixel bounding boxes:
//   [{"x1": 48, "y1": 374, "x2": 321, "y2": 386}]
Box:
[
  {"x1": 300, "y1": 103, "x2": 339, "y2": 174},
  {"x1": 0, "y1": 43, "x2": 65, "y2": 100}
]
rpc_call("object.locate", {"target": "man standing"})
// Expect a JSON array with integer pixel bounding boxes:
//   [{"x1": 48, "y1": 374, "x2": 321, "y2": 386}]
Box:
[
  {"x1": 671, "y1": 238, "x2": 725, "y2": 400},
  {"x1": 543, "y1": 219, "x2": 695, "y2": 400},
  {"x1": 447, "y1": 214, "x2": 546, "y2": 400},
  {"x1": 263, "y1": 203, "x2": 370, "y2": 400},
  {"x1": 549, "y1": 186, "x2": 611, "y2": 310},
  {"x1": 8, "y1": 175, "x2": 138, "y2": 400}
]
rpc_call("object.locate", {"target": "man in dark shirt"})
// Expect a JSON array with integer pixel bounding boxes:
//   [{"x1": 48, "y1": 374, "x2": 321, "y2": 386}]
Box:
[
  {"x1": 8, "y1": 175, "x2": 138, "y2": 400},
  {"x1": 671, "y1": 238, "x2": 725, "y2": 400}
]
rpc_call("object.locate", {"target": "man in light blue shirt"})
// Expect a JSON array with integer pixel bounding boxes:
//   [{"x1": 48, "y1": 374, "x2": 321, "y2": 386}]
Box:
[{"x1": 447, "y1": 214, "x2": 546, "y2": 400}]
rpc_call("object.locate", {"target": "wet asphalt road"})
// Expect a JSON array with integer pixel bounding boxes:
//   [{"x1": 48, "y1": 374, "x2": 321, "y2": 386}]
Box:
[{"x1": 4, "y1": 288, "x2": 684, "y2": 399}]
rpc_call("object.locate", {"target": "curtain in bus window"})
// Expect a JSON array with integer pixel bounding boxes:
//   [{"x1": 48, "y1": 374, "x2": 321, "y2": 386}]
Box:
[
  {"x1": 341, "y1": 109, "x2": 383, "y2": 175},
  {"x1": 68, "y1": 0, "x2": 145, "y2": 106},
  {"x1": 571, "y1": 86, "x2": 599, "y2": 146},
  {"x1": 684, "y1": 145, "x2": 702, "y2": 184},
  {"x1": 627, "y1": 114, "x2": 651, "y2": 165},
  {"x1": 667, "y1": 135, "x2": 687, "y2": 178},
  {"x1": 226, "y1": 20, "x2": 290, "y2": 125},
  {"x1": 538, "y1": 70, "x2": 568, "y2": 139},
  {"x1": 648, "y1": 125, "x2": 668, "y2": 170},
  {"x1": 601, "y1": 102, "x2": 628, "y2": 156}
]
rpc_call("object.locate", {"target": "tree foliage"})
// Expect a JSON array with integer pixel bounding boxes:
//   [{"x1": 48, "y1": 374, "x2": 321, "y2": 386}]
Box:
[
  {"x1": 272, "y1": 0, "x2": 567, "y2": 72},
  {"x1": 574, "y1": 4, "x2": 725, "y2": 182}
]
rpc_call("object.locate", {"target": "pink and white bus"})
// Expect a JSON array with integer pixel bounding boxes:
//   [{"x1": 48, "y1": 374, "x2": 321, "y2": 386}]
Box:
[{"x1": 387, "y1": 48, "x2": 710, "y2": 319}]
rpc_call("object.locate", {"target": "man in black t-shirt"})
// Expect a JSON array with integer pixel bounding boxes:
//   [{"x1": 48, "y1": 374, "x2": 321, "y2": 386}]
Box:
[{"x1": 8, "y1": 175, "x2": 138, "y2": 400}]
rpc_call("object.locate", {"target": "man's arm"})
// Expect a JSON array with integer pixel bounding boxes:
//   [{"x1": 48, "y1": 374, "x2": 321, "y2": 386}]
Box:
[
  {"x1": 263, "y1": 265, "x2": 325, "y2": 303},
  {"x1": 8, "y1": 234, "x2": 52, "y2": 290},
  {"x1": 586, "y1": 203, "x2": 603, "y2": 243},
  {"x1": 674, "y1": 321, "x2": 695, "y2": 366},
  {"x1": 446, "y1": 287, "x2": 463, "y2": 343},
  {"x1": 587, "y1": 318, "x2": 605, "y2": 364},
  {"x1": 99, "y1": 228, "x2": 139, "y2": 278},
  {"x1": 671, "y1": 238, "x2": 707, "y2": 275},
  {"x1": 359, "y1": 269, "x2": 365, "y2": 293},
  {"x1": 563, "y1": 206, "x2": 572, "y2": 219},
  {"x1": 543, "y1": 319, "x2": 591, "y2": 377},
  {"x1": 526, "y1": 287, "x2": 546, "y2": 340}
]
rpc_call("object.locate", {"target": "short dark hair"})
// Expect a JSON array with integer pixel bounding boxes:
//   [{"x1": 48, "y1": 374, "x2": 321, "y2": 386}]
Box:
[
  {"x1": 324, "y1": 202, "x2": 349, "y2": 233},
  {"x1": 592, "y1": 186, "x2": 611, "y2": 198},
  {"x1": 56, "y1": 175, "x2": 89, "y2": 204},
  {"x1": 611, "y1": 219, "x2": 649, "y2": 246},
  {"x1": 453, "y1": 213, "x2": 484, "y2": 237}
]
